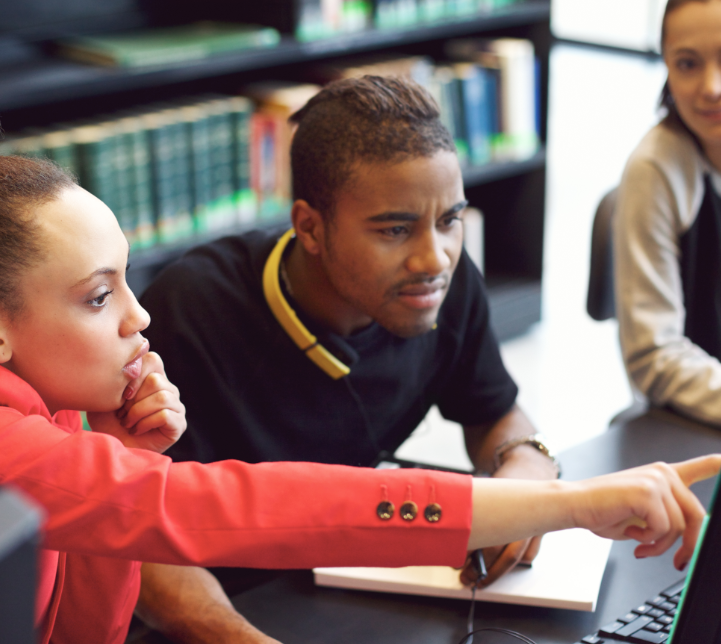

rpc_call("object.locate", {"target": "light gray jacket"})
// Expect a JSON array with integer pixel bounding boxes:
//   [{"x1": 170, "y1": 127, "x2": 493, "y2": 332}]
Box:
[{"x1": 615, "y1": 121, "x2": 721, "y2": 426}]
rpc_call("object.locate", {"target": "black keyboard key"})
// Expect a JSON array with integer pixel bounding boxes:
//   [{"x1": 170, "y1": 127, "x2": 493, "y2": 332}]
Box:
[
  {"x1": 633, "y1": 605, "x2": 653, "y2": 615},
  {"x1": 620, "y1": 613, "x2": 639, "y2": 624},
  {"x1": 598, "y1": 622, "x2": 624, "y2": 637},
  {"x1": 658, "y1": 601, "x2": 675, "y2": 612},
  {"x1": 617, "y1": 616, "x2": 655, "y2": 637},
  {"x1": 647, "y1": 609, "x2": 664, "y2": 619},
  {"x1": 629, "y1": 630, "x2": 668, "y2": 643},
  {"x1": 645, "y1": 622, "x2": 664, "y2": 632},
  {"x1": 648, "y1": 596, "x2": 667, "y2": 607},
  {"x1": 581, "y1": 637, "x2": 605, "y2": 644},
  {"x1": 657, "y1": 615, "x2": 674, "y2": 626},
  {"x1": 661, "y1": 580, "x2": 686, "y2": 598}
]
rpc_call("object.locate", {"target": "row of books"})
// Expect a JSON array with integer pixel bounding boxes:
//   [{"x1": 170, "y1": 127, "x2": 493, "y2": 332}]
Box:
[
  {"x1": 294, "y1": 0, "x2": 526, "y2": 37},
  {"x1": 313, "y1": 38, "x2": 540, "y2": 164},
  {"x1": 53, "y1": 0, "x2": 530, "y2": 71},
  {"x1": 0, "y1": 38, "x2": 537, "y2": 253},
  {"x1": 0, "y1": 97, "x2": 268, "y2": 251}
]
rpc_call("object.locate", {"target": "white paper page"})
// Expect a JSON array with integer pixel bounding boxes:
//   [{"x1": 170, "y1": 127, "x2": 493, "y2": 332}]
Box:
[{"x1": 314, "y1": 528, "x2": 612, "y2": 612}]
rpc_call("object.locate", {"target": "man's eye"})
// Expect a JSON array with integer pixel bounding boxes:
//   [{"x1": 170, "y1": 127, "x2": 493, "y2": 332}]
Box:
[
  {"x1": 88, "y1": 290, "x2": 114, "y2": 308},
  {"x1": 440, "y1": 216, "x2": 461, "y2": 228},
  {"x1": 382, "y1": 226, "x2": 409, "y2": 237}
]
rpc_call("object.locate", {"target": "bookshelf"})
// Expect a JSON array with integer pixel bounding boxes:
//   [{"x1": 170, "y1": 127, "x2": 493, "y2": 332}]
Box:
[{"x1": 0, "y1": 0, "x2": 551, "y2": 342}]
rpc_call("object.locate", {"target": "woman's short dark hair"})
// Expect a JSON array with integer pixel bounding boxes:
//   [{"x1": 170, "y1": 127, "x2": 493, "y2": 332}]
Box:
[
  {"x1": 0, "y1": 155, "x2": 76, "y2": 319},
  {"x1": 289, "y1": 75, "x2": 456, "y2": 218},
  {"x1": 660, "y1": 0, "x2": 712, "y2": 133}
]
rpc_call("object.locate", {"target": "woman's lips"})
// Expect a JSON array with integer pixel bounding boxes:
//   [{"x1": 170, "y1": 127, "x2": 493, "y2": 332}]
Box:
[
  {"x1": 696, "y1": 107, "x2": 721, "y2": 122},
  {"x1": 123, "y1": 341, "x2": 149, "y2": 380}
]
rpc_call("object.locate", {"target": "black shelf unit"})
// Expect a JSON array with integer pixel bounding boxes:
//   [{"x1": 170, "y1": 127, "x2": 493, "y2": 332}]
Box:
[{"x1": 0, "y1": 0, "x2": 551, "y2": 341}]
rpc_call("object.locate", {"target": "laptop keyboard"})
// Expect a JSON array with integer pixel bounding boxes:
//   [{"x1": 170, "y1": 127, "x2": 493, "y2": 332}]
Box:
[{"x1": 575, "y1": 579, "x2": 685, "y2": 644}]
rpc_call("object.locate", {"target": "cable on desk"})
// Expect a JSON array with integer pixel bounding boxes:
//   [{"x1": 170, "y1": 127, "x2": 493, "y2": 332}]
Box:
[
  {"x1": 462, "y1": 550, "x2": 538, "y2": 644},
  {"x1": 458, "y1": 627, "x2": 538, "y2": 644}
]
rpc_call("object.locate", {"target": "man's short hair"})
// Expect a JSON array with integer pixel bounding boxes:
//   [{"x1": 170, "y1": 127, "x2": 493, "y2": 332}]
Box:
[{"x1": 289, "y1": 75, "x2": 456, "y2": 218}]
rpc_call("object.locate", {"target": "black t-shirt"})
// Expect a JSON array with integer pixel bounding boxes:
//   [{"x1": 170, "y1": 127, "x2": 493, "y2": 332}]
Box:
[{"x1": 141, "y1": 226, "x2": 518, "y2": 467}]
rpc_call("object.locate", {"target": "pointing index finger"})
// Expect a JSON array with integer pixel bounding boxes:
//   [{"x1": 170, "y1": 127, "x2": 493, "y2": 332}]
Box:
[{"x1": 673, "y1": 455, "x2": 721, "y2": 487}]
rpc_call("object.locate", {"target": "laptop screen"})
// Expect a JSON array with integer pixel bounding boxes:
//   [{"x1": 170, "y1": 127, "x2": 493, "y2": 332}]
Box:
[{"x1": 669, "y1": 472, "x2": 721, "y2": 643}]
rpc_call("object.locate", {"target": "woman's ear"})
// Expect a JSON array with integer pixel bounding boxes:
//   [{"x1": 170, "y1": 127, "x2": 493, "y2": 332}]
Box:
[
  {"x1": 291, "y1": 199, "x2": 326, "y2": 256},
  {"x1": 0, "y1": 318, "x2": 13, "y2": 364}
]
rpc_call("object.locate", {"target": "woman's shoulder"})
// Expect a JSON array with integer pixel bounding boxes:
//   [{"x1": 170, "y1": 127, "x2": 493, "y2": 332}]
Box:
[
  {"x1": 627, "y1": 121, "x2": 704, "y2": 179},
  {"x1": 619, "y1": 121, "x2": 707, "y2": 232}
]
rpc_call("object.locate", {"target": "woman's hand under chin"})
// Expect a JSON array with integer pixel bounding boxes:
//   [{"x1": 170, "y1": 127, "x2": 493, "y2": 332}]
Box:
[{"x1": 87, "y1": 351, "x2": 187, "y2": 454}]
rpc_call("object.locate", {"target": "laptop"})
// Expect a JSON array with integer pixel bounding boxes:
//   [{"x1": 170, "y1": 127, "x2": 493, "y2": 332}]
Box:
[{"x1": 576, "y1": 470, "x2": 721, "y2": 644}]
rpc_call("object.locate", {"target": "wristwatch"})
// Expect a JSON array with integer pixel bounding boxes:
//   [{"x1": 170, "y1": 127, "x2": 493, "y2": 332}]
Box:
[{"x1": 493, "y1": 434, "x2": 561, "y2": 478}]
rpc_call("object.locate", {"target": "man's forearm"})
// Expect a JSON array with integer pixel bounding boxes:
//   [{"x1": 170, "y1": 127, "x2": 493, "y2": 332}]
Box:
[
  {"x1": 463, "y1": 404, "x2": 555, "y2": 478},
  {"x1": 136, "y1": 563, "x2": 281, "y2": 644}
]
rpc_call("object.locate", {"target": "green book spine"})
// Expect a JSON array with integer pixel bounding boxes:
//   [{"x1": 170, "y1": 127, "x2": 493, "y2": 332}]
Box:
[
  {"x1": 0, "y1": 138, "x2": 17, "y2": 156},
  {"x1": 182, "y1": 104, "x2": 214, "y2": 234},
  {"x1": 13, "y1": 134, "x2": 45, "y2": 159},
  {"x1": 43, "y1": 129, "x2": 78, "y2": 177},
  {"x1": 74, "y1": 125, "x2": 118, "y2": 221},
  {"x1": 127, "y1": 123, "x2": 157, "y2": 251},
  {"x1": 143, "y1": 113, "x2": 177, "y2": 245},
  {"x1": 206, "y1": 100, "x2": 238, "y2": 231},
  {"x1": 229, "y1": 97, "x2": 257, "y2": 225},
  {"x1": 166, "y1": 114, "x2": 195, "y2": 242},
  {"x1": 110, "y1": 123, "x2": 139, "y2": 247}
]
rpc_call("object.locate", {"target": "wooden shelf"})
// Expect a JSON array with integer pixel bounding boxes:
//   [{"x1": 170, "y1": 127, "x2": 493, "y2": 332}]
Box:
[{"x1": 0, "y1": 1, "x2": 550, "y2": 111}]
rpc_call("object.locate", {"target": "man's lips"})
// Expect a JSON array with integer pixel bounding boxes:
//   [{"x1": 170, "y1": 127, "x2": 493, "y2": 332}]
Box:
[
  {"x1": 396, "y1": 282, "x2": 447, "y2": 310},
  {"x1": 123, "y1": 340, "x2": 149, "y2": 380}
]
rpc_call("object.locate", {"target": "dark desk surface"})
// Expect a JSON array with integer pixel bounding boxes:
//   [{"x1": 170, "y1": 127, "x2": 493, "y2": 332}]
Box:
[{"x1": 225, "y1": 408, "x2": 721, "y2": 644}]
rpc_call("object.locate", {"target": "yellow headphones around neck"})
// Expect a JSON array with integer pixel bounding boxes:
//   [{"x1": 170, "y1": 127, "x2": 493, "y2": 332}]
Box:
[{"x1": 262, "y1": 228, "x2": 351, "y2": 380}]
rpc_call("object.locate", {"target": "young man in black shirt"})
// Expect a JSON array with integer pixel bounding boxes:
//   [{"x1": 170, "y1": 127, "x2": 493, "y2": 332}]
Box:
[{"x1": 136, "y1": 76, "x2": 559, "y2": 644}]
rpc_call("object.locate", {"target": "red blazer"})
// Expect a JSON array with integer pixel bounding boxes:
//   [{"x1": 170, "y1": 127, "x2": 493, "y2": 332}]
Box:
[{"x1": 0, "y1": 367, "x2": 472, "y2": 644}]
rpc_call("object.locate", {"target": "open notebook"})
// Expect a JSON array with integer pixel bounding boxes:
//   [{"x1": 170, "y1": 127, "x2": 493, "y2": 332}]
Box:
[{"x1": 314, "y1": 527, "x2": 612, "y2": 612}]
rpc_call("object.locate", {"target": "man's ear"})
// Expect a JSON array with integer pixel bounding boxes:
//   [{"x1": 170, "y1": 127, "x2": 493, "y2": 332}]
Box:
[{"x1": 291, "y1": 199, "x2": 326, "y2": 256}]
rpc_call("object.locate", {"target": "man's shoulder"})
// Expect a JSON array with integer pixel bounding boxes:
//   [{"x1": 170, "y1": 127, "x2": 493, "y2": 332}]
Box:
[{"x1": 141, "y1": 224, "x2": 290, "y2": 310}]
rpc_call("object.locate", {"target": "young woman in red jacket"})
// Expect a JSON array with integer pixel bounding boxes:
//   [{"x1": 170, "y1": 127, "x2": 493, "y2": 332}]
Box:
[{"x1": 0, "y1": 155, "x2": 717, "y2": 644}]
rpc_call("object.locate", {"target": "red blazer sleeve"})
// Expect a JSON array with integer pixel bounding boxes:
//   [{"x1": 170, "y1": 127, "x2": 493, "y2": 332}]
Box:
[{"x1": 0, "y1": 409, "x2": 472, "y2": 569}]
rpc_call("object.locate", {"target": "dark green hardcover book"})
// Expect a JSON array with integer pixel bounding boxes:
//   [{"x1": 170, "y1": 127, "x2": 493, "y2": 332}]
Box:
[
  {"x1": 43, "y1": 129, "x2": 78, "y2": 177},
  {"x1": 204, "y1": 98, "x2": 238, "y2": 231},
  {"x1": 229, "y1": 96, "x2": 257, "y2": 225},
  {"x1": 74, "y1": 124, "x2": 118, "y2": 221},
  {"x1": 56, "y1": 22, "x2": 280, "y2": 69},
  {"x1": 105, "y1": 120, "x2": 138, "y2": 247},
  {"x1": 179, "y1": 103, "x2": 214, "y2": 235},
  {"x1": 164, "y1": 108, "x2": 195, "y2": 242},
  {"x1": 12, "y1": 133, "x2": 45, "y2": 159},
  {"x1": 141, "y1": 110, "x2": 177, "y2": 245},
  {"x1": 119, "y1": 116, "x2": 157, "y2": 250}
]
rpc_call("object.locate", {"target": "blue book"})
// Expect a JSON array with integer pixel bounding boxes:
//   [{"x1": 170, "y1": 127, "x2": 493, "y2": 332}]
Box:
[{"x1": 455, "y1": 63, "x2": 492, "y2": 167}]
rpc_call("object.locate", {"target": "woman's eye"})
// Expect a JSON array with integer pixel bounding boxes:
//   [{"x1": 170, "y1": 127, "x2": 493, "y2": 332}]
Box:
[
  {"x1": 676, "y1": 58, "x2": 698, "y2": 72},
  {"x1": 88, "y1": 290, "x2": 114, "y2": 308}
]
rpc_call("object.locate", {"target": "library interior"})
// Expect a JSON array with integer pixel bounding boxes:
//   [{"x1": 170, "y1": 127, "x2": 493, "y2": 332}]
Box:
[{"x1": 2, "y1": 1, "x2": 721, "y2": 643}]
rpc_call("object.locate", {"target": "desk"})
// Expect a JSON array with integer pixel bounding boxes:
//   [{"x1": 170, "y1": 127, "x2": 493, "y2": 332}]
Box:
[{"x1": 226, "y1": 408, "x2": 721, "y2": 644}]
